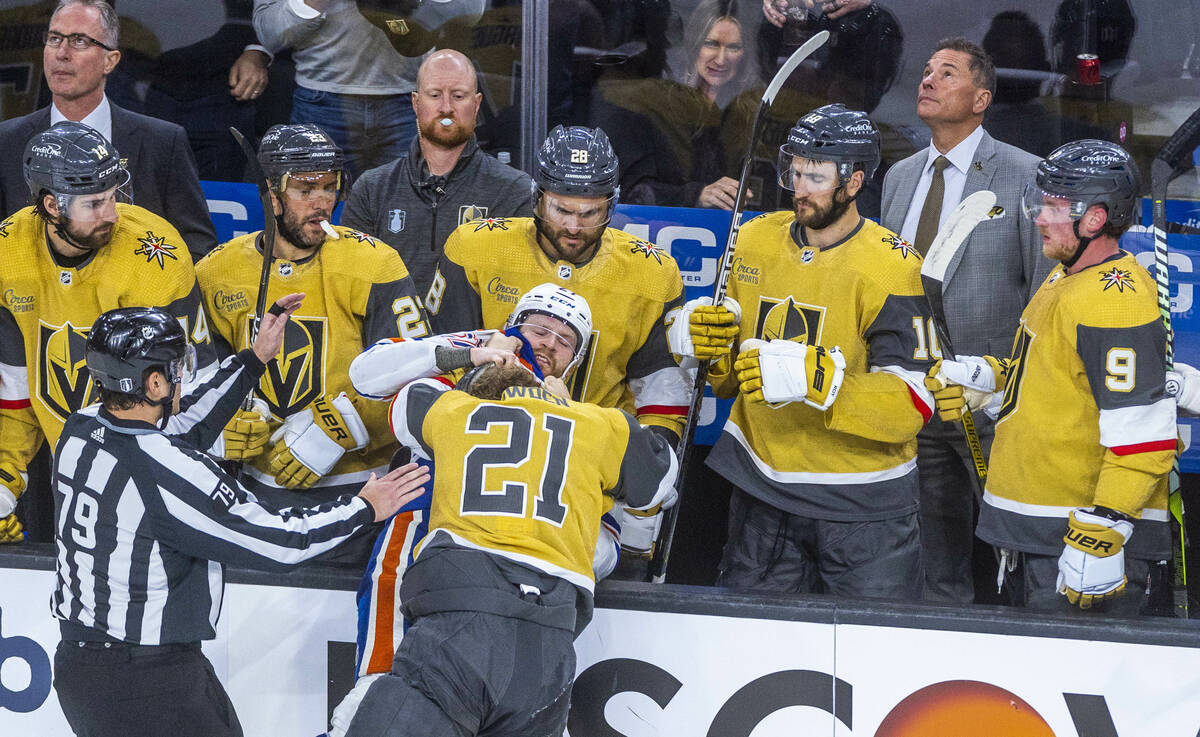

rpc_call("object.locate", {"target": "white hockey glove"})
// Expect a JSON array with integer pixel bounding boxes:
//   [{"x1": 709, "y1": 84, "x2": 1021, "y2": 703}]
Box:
[
  {"x1": 1166, "y1": 362, "x2": 1200, "y2": 416},
  {"x1": 221, "y1": 398, "x2": 272, "y2": 461},
  {"x1": 611, "y1": 500, "x2": 665, "y2": 559},
  {"x1": 593, "y1": 512, "x2": 621, "y2": 580},
  {"x1": 923, "y1": 356, "x2": 1009, "y2": 421},
  {"x1": 734, "y1": 338, "x2": 845, "y2": 410},
  {"x1": 1056, "y1": 508, "x2": 1134, "y2": 609},
  {"x1": 0, "y1": 462, "x2": 26, "y2": 519},
  {"x1": 267, "y1": 393, "x2": 369, "y2": 490},
  {"x1": 667, "y1": 296, "x2": 741, "y2": 363},
  {"x1": 328, "y1": 672, "x2": 383, "y2": 737}
]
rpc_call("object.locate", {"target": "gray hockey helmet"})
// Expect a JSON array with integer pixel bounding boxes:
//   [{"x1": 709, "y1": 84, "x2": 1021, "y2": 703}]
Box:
[
  {"x1": 1022, "y1": 139, "x2": 1140, "y2": 229},
  {"x1": 778, "y1": 104, "x2": 881, "y2": 189},
  {"x1": 534, "y1": 125, "x2": 620, "y2": 199},
  {"x1": 23, "y1": 121, "x2": 128, "y2": 200}
]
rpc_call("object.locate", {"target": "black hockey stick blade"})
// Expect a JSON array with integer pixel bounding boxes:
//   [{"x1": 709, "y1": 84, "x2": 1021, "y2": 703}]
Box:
[
  {"x1": 230, "y1": 126, "x2": 276, "y2": 341},
  {"x1": 647, "y1": 31, "x2": 830, "y2": 584},
  {"x1": 1154, "y1": 105, "x2": 1200, "y2": 179}
]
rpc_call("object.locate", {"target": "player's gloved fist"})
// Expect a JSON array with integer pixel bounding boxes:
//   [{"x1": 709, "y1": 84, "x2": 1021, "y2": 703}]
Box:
[
  {"x1": 1056, "y1": 508, "x2": 1134, "y2": 609},
  {"x1": 922, "y1": 355, "x2": 1008, "y2": 420},
  {"x1": 0, "y1": 515, "x2": 23, "y2": 544},
  {"x1": 0, "y1": 462, "x2": 26, "y2": 518},
  {"x1": 735, "y1": 338, "x2": 846, "y2": 410},
  {"x1": 667, "y1": 296, "x2": 741, "y2": 362},
  {"x1": 268, "y1": 393, "x2": 369, "y2": 489},
  {"x1": 1166, "y1": 362, "x2": 1200, "y2": 416},
  {"x1": 612, "y1": 500, "x2": 664, "y2": 558},
  {"x1": 222, "y1": 398, "x2": 272, "y2": 461}
]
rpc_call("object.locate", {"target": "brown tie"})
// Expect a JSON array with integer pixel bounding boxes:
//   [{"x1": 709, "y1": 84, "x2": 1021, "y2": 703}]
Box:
[{"x1": 914, "y1": 155, "x2": 951, "y2": 256}]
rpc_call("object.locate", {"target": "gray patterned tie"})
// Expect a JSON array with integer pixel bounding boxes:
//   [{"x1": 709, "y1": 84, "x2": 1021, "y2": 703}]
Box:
[{"x1": 914, "y1": 155, "x2": 951, "y2": 256}]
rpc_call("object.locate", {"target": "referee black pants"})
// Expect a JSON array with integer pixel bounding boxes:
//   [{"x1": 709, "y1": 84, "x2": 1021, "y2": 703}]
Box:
[{"x1": 54, "y1": 640, "x2": 243, "y2": 737}]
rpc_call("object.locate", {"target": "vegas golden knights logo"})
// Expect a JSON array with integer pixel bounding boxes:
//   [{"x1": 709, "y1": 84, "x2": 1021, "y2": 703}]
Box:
[
  {"x1": 253, "y1": 315, "x2": 327, "y2": 417},
  {"x1": 755, "y1": 296, "x2": 824, "y2": 344},
  {"x1": 998, "y1": 325, "x2": 1034, "y2": 422},
  {"x1": 39, "y1": 322, "x2": 95, "y2": 420}
]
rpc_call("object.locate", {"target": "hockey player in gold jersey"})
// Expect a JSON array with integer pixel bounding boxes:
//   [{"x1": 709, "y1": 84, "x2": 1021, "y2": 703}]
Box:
[
  {"x1": 423, "y1": 125, "x2": 692, "y2": 444},
  {"x1": 928, "y1": 141, "x2": 1174, "y2": 613},
  {"x1": 196, "y1": 124, "x2": 430, "y2": 551},
  {"x1": 343, "y1": 360, "x2": 678, "y2": 737},
  {"x1": 0, "y1": 122, "x2": 216, "y2": 543},
  {"x1": 671, "y1": 105, "x2": 936, "y2": 600}
]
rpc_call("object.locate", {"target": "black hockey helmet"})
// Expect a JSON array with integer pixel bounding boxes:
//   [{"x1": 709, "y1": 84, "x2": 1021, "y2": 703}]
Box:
[
  {"x1": 258, "y1": 123, "x2": 348, "y2": 198},
  {"x1": 23, "y1": 121, "x2": 128, "y2": 201},
  {"x1": 86, "y1": 307, "x2": 195, "y2": 397},
  {"x1": 534, "y1": 125, "x2": 620, "y2": 199},
  {"x1": 1021, "y1": 139, "x2": 1140, "y2": 229},
  {"x1": 778, "y1": 104, "x2": 880, "y2": 189}
]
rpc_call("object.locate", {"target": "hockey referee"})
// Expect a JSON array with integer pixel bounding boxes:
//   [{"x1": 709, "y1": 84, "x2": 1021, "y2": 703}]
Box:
[{"x1": 50, "y1": 296, "x2": 430, "y2": 737}]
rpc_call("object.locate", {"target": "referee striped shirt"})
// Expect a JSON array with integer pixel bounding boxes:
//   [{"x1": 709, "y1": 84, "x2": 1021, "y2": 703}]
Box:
[{"x1": 51, "y1": 350, "x2": 375, "y2": 645}]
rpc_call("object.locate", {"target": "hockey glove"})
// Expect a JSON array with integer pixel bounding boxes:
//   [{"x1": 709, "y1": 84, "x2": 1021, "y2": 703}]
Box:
[
  {"x1": 222, "y1": 399, "x2": 272, "y2": 461},
  {"x1": 593, "y1": 512, "x2": 622, "y2": 580},
  {"x1": 1166, "y1": 362, "x2": 1200, "y2": 416},
  {"x1": 1056, "y1": 508, "x2": 1134, "y2": 609},
  {"x1": 735, "y1": 339, "x2": 846, "y2": 410},
  {"x1": 667, "y1": 296, "x2": 741, "y2": 363},
  {"x1": 267, "y1": 393, "x2": 370, "y2": 490},
  {"x1": 922, "y1": 356, "x2": 1009, "y2": 421},
  {"x1": 612, "y1": 500, "x2": 665, "y2": 559},
  {"x1": 0, "y1": 515, "x2": 22, "y2": 544},
  {"x1": 0, "y1": 462, "x2": 26, "y2": 519}
]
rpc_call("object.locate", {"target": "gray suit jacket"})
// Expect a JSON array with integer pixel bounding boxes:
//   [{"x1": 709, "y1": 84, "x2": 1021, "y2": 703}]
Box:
[{"x1": 881, "y1": 129, "x2": 1053, "y2": 358}]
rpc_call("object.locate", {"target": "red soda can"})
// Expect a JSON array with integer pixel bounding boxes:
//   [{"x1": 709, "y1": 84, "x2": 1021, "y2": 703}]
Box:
[{"x1": 1076, "y1": 53, "x2": 1101, "y2": 85}]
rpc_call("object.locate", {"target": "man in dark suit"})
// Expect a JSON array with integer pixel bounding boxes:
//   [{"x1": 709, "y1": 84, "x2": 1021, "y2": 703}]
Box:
[
  {"x1": 880, "y1": 37, "x2": 1053, "y2": 605},
  {"x1": 0, "y1": 0, "x2": 217, "y2": 262}
]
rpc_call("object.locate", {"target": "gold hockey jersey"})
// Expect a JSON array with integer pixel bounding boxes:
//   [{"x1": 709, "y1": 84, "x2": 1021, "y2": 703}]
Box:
[
  {"x1": 426, "y1": 217, "x2": 690, "y2": 436},
  {"x1": 706, "y1": 212, "x2": 935, "y2": 521},
  {"x1": 396, "y1": 381, "x2": 673, "y2": 591},
  {"x1": 196, "y1": 225, "x2": 430, "y2": 498},
  {"x1": 978, "y1": 252, "x2": 1173, "y2": 559},
  {"x1": 0, "y1": 205, "x2": 214, "y2": 470}
]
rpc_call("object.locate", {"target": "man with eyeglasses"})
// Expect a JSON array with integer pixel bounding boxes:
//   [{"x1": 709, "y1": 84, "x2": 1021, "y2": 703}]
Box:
[
  {"x1": 426, "y1": 125, "x2": 691, "y2": 454},
  {"x1": 196, "y1": 123, "x2": 431, "y2": 564},
  {"x1": 0, "y1": 121, "x2": 217, "y2": 545},
  {"x1": 0, "y1": 0, "x2": 218, "y2": 262}
]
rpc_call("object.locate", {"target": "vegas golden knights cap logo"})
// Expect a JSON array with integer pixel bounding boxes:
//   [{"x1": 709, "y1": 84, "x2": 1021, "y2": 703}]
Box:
[
  {"x1": 755, "y1": 296, "x2": 824, "y2": 344},
  {"x1": 39, "y1": 322, "x2": 95, "y2": 420},
  {"x1": 253, "y1": 315, "x2": 327, "y2": 417}
]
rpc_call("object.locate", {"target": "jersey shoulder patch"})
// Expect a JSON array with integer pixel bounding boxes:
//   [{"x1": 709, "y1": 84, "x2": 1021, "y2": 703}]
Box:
[{"x1": 334, "y1": 226, "x2": 382, "y2": 248}]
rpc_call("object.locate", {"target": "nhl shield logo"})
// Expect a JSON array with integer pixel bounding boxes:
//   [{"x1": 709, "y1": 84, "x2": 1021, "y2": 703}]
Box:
[
  {"x1": 59, "y1": 271, "x2": 72, "y2": 285},
  {"x1": 38, "y1": 321, "x2": 95, "y2": 420},
  {"x1": 557, "y1": 264, "x2": 573, "y2": 279},
  {"x1": 278, "y1": 262, "x2": 293, "y2": 277},
  {"x1": 800, "y1": 248, "x2": 816, "y2": 264},
  {"x1": 388, "y1": 209, "x2": 406, "y2": 233}
]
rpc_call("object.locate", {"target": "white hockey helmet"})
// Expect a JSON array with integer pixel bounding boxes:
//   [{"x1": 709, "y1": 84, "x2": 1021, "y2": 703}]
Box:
[{"x1": 505, "y1": 283, "x2": 593, "y2": 376}]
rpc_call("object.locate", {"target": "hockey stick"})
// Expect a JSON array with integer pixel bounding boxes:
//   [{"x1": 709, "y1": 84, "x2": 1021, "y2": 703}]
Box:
[
  {"x1": 230, "y1": 127, "x2": 277, "y2": 344},
  {"x1": 919, "y1": 190, "x2": 998, "y2": 492},
  {"x1": 647, "y1": 30, "x2": 830, "y2": 583},
  {"x1": 1151, "y1": 104, "x2": 1200, "y2": 618}
]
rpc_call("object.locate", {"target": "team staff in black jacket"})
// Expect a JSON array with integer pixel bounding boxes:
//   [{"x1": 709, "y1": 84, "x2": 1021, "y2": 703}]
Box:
[
  {"x1": 340, "y1": 49, "x2": 533, "y2": 296},
  {"x1": 50, "y1": 295, "x2": 430, "y2": 737}
]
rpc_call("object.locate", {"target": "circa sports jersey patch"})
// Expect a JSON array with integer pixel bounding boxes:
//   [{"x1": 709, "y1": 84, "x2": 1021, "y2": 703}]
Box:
[
  {"x1": 134, "y1": 232, "x2": 179, "y2": 268},
  {"x1": 883, "y1": 234, "x2": 919, "y2": 259},
  {"x1": 473, "y1": 217, "x2": 511, "y2": 232},
  {"x1": 629, "y1": 239, "x2": 665, "y2": 264},
  {"x1": 1099, "y1": 266, "x2": 1136, "y2": 293}
]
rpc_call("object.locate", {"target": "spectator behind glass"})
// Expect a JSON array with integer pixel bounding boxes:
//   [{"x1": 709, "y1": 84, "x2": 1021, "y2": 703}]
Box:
[
  {"x1": 0, "y1": 0, "x2": 218, "y2": 261},
  {"x1": 253, "y1": 0, "x2": 483, "y2": 180},
  {"x1": 591, "y1": 0, "x2": 761, "y2": 209},
  {"x1": 145, "y1": 0, "x2": 271, "y2": 181},
  {"x1": 982, "y1": 11, "x2": 1106, "y2": 158}
]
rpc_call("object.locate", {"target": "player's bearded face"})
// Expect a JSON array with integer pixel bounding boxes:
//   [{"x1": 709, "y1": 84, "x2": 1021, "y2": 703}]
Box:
[
  {"x1": 789, "y1": 159, "x2": 853, "y2": 231},
  {"x1": 534, "y1": 192, "x2": 611, "y2": 264},
  {"x1": 277, "y1": 172, "x2": 338, "y2": 250},
  {"x1": 57, "y1": 189, "x2": 119, "y2": 249}
]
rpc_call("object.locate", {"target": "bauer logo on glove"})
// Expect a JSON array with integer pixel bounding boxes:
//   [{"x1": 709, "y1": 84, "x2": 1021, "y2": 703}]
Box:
[
  {"x1": 267, "y1": 392, "x2": 369, "y2": 490},
  {"x1": 735, "y1": 338, "x2": 845, "y2": 410}
]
